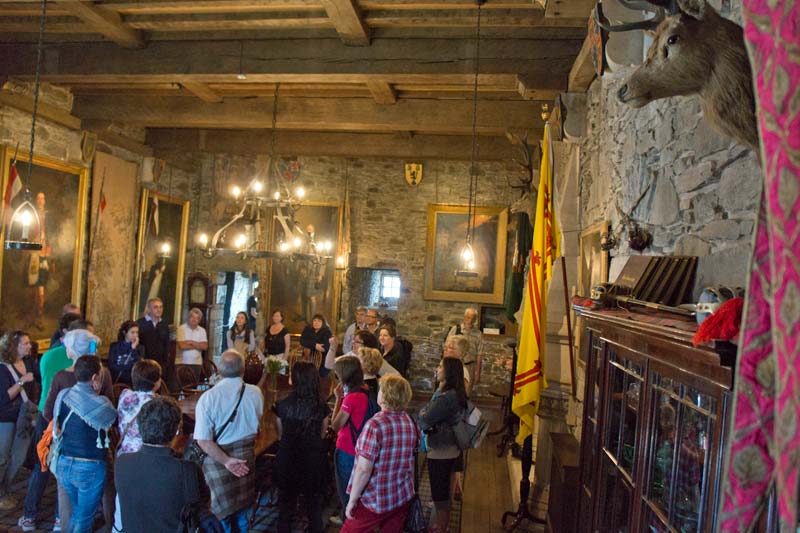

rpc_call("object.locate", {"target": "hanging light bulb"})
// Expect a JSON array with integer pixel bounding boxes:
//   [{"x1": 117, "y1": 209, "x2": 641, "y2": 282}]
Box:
[
  {"x1": 336, "y1": 255, "x2": 346, "y2": 268},
  {"x1": 461, "y1": 244, "x2": 474, "y2": 262}
]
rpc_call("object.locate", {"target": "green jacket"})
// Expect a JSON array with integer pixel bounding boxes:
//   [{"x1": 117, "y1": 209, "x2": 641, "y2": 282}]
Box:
[{"x1": 38, "y1": 345, "x2": 71, "y2": 413}]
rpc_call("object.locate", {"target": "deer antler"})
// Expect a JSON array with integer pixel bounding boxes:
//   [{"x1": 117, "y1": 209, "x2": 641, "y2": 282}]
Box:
[
  {"x1": 594, "y1": 0, "x2": 668, "y2": 33},
  {"x1": 505, "y1": 131, "x2": 538, "y2": 193}
]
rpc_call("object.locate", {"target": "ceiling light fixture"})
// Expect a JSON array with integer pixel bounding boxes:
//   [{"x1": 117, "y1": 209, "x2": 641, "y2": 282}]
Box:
[
  {"x1": 456, "y1": 0, "x2": 484, "y2": 277},
  {"x1": 198, "y1": 84, "x2": 332, "y2": 264},
  {"x1": 5, "y1": 0, "x2": 48, "y2": 252}
]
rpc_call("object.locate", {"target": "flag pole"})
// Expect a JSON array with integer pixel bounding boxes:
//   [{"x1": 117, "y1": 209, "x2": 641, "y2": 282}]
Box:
[{"x1": 560, "y1": 255, "x2": 577, "y2": 398}]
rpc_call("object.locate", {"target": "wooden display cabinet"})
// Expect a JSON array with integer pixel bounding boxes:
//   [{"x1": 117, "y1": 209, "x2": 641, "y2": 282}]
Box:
[{"x1": 575, "y1": 308, "x2": 735, "y2": 533}]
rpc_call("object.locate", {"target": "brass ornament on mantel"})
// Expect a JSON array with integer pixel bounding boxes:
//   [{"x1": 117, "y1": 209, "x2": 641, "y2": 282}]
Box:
[{"x1": 404, "y1": 163, "x2": 423, "y2": 186}]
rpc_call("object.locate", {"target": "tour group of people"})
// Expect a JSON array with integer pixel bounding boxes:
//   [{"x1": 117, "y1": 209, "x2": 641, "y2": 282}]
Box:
[{"x1": 0, "y1": 298, "x2": 484, "y2": 533}]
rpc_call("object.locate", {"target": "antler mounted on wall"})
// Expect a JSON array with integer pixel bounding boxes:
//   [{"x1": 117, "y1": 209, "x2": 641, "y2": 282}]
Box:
[
  {"x1": 602, "y1": 181, "x2": 654, "y2": 252},
  {"x1": 505, "y1": 131, "x2": 539, "y2": 195}
]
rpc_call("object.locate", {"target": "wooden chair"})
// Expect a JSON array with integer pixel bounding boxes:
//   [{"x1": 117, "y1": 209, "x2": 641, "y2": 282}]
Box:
[
  {"x1": 202, "y1": 358, "x2": 218, "y2": 380},
  {"x1": 111, "y1": 383, "x2": 129, "y2": 408},
  {"x1": 177, "y1": 366, "x2": 199, "y2": 390}
]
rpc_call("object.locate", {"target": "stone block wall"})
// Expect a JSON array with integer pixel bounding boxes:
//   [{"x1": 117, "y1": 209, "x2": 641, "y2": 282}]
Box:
[{"x1": 189, "y1": 153, "x2": 529, "y2": 397}]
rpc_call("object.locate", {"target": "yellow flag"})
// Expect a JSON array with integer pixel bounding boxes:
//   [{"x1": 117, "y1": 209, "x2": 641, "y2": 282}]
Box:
[{"x1": 512, "y1": 123, "x2": 561, "y2": 444}]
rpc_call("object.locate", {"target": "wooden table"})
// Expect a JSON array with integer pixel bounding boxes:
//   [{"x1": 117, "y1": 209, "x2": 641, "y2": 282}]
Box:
[{"x1": 178, "y1": 374, "x2": 333, "y2": 456}]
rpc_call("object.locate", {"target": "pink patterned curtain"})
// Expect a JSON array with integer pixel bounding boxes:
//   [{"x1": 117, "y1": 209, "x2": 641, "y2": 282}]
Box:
[{"x1": 719, "y1": 1, "x2": 800, "y2": 531}]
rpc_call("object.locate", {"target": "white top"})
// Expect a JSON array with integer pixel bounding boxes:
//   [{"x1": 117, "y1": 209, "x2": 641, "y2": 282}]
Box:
[
  {"x1": 177, "y1": 323, "x2": 207, "y2": 365},
  {"x1": 194, "y1": 377, "x2": 263, "y2": 446}
]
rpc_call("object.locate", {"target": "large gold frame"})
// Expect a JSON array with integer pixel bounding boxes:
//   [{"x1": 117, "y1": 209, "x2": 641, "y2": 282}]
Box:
[
  {"x1": 424, "y1": 203, "x2": 508, "y2": 304},
  {"x1": 132, "y1": 189, "x2": 190, "y2": 328},
  {"x1": 0, "y1": 147, "x2": 89, "y2": 349},
  {"x1": 264, "y1": 201, "x2": 343, "y2": 335}
]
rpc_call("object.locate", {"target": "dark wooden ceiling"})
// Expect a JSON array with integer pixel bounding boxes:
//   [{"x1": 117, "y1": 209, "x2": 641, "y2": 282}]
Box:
[{"x1": 0, "y1": 0, "x2": 592, "y2": 160}]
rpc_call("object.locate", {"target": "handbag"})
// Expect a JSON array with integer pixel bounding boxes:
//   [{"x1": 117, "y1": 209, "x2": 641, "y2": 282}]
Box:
[
  {"x1": 183, "y1": 382, "x2": 246, "y2": 467},
  {"x1": 4, "y1": 363, "x2": 38, "y2": 440},
  {"x1": 176, "y1": 464, "x2": 224, "y2": 533},
  {"x1": 404, "y1": 415, "x2": 427, "y2": 533}
]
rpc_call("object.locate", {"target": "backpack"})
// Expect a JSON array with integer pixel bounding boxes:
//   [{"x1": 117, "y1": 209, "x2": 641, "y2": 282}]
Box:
[
  {"x1": 452, "y1": 401, "x2": 490, "y2": 450},
  {"x1": 347, "y1": 389, "x2": 381, "y2": 445},
  {"x1": 397, "y1": 336, "x2": 413, "y2": 357}
]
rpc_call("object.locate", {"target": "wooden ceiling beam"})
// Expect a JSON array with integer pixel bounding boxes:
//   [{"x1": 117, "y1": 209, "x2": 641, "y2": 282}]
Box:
[
  {"x1": 146, "y1": 128, "x2": 526, "y2": 160},
  {"x1": 55, "y1": 1, "x2": 145, "y2": 48},
  {"x1": 72, "y1": 95, "x2": 545, "y2": 135},
  {"x1": 320, "y1": 0, "x2": 370, "y2": 44},
  {"x1": 365, "y1": 80, "x2": 397, "y2": 104},
  {"x1": 180, "y1": 81, "x2": 224, "y2": 103},
  {"x1": 0, "y1": 38, "x2": 580, "y2": 91},
  {"x1": 568, "y1": 33, "x2": 596, "y2": 92}
]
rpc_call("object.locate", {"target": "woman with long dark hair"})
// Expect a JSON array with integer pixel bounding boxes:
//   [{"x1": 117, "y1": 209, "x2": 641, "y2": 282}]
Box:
[
  {"x1": 0, "y1": 330, "x2": 39, "y2": 510},
  {"x1": 418, "y1": 357, "x2": 468, "y2": 532},
  {"x1": 108, "y1": 320, "x2": 145, "y2": 385},
  {"x1": 226, "y1": 311, "x2": 255, "y2": 357},
  {"x1": 272, "y1": 362, "x2": 330, "y2": 533},
  {"x1": 264, "y1": 309, "x2": 290, "y2": 360}
]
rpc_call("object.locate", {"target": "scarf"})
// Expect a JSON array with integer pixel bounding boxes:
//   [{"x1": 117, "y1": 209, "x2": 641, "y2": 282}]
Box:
[{"x1": 60, "y1": 382, "x2": 117, "y2": 449}]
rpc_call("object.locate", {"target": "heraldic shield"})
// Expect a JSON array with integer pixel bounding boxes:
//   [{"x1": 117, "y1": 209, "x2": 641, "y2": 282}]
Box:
[{"x1": 405, "y1": 163, "x2": 423, "y2": 186}]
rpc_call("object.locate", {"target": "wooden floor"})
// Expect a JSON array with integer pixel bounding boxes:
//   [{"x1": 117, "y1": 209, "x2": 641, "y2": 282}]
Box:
[{"x1": 461, "y1": 434, "x2": 517, "y2": 533}]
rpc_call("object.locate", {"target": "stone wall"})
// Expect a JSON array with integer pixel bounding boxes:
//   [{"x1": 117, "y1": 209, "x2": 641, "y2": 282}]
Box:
[
  {"x1": 578, "y1": 71, "x2": 761, "y2": 294},
  {"x1": 190, "y1": 153, "x2": 528, "y2": 397},
  {"x1": 570, "y1": 29, "x2": 761, "y2": 439}
]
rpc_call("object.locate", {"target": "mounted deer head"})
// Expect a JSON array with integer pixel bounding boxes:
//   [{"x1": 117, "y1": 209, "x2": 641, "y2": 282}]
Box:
[{"x1": 596, "y1": 0, "x2": 758, "y2": 150}]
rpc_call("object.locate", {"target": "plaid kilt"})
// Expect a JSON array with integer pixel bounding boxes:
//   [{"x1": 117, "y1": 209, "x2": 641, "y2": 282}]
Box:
[{"x1": 202, "y1": 437, "x2": 256, "y2": 520}]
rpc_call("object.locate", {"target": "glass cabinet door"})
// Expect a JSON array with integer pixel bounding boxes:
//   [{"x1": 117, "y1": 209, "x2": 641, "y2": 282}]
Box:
[
  {"x1": 643, "y1": 372, "x2": 718, "y2": 533},
  {"x1": 604, "y1": 346, "x2": 644, "y2": 478}
]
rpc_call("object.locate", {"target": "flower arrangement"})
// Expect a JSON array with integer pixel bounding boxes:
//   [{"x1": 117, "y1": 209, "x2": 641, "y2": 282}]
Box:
[{"x1": 265, "y1": 355, "x2": 288, "y2": 375}]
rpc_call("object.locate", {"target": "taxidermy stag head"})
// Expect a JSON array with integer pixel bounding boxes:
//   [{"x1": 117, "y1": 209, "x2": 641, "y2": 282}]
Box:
[
  {"x1": 596, "y1": 0, "x2": 758, "y2": 150},
  {"x1": 506, "y1": 132, "x2": 539, "y2": 225}
]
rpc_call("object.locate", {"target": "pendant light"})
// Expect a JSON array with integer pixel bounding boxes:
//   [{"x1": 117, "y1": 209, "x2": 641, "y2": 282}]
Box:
[
  {"x1": 457, "y1": 0, "x2": 484, "y2": 277},
  {"x1": 5, "y1": 0, "x2": 48, "y2": 251}
]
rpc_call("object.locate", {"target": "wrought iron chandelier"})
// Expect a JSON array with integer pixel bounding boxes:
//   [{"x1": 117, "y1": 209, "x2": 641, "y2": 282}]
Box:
[{"x1": 197, "y1": 85, "x2": 333, "y2": 264}]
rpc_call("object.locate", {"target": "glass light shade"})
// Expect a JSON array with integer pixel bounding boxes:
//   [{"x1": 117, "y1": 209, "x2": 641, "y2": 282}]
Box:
[
  {"x1": 4, "y1": 199, "x2": 42, "y2": 251},
  {"x1": 461, "y1": 243, "x2": 474, "y2": 262}
]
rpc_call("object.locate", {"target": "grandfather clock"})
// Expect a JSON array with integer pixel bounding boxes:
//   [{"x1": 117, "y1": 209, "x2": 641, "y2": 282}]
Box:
[{"x1": 186, "y1": 272, "x2": 212, "y2": 328}]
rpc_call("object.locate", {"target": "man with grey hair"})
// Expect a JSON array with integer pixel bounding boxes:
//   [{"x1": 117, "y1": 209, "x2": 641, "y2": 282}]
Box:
[
  {"x1": 195, "y1": 350, "x2": 263, "y2": 532},
  {"x1": 342, "y1": 305, "x2": 368, "y2": 355},
  {"x1": 445, "y1": 307, "x2": 483, "y2": 387},
  {"x1": 176, "y1": 307, "x2": 208, "y2": 384}
]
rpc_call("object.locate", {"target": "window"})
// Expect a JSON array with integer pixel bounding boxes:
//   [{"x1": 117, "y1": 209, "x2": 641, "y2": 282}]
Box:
[{"x1": 381, "y1": 274, "x2": 401, "y2": 299}]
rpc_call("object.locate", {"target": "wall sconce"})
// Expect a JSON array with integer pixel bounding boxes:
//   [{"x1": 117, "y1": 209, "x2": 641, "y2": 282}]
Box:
[{"x1": 335, "y1": 253, "x2": 349, "y2": 271}]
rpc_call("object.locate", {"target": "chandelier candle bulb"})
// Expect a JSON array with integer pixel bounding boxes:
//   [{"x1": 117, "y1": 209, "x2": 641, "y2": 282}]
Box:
[
  {"x1": 18, "y1": 209, "x2": 32, "y2": 240},
  {"x1": 292, "y1": 237, "x2": 302, "y2": 248},
  {"x1": 295, "y1": 186, "x2": 305, "y2": 198},
  {"x1": 198, "y1": 233, "x2": 209, "y2": 247},
  {"x1": 273, "y1": 191, "x2": 281, "y2": 200},
  {"x1": 252, "y1": 181, "x2": 263, "y2": 193},
  {"x1": 160, "y1": 242, "x2": 171, "y2": 255},
  {"x1": 336, "y1": 255, "x2": 346, "y2": 267},
  {"x1": 231, "y1": 185, "x2": 241, "y2": 198}
]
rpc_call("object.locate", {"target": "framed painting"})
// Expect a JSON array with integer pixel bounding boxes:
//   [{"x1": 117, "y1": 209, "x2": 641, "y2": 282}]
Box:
[
  {"x1": 424, "y1": 204, "x2": 508, "y2": 304},
  {"x1": 0, "y1": 147, "x2": 89, "y2": 349},
  {"x1": 132, "y1": 189, "x2": 190, "y2": 329},
  {"x1": 266, "y1": 202, "x2": 342, "y2": 335}
]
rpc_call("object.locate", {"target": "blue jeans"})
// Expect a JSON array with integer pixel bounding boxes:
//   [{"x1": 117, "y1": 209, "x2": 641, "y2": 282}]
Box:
[
  {"x1": 334, "y1": 449, "x2": 355, "y2": 519},
  {"x1": 56, "y1": 456, "x2": 106, "y2": 533},
  {"x1": 23, "y1": 414, "x2": 59, "y2": 520},
  {"x1": 221, "y1": 508, "x2": 249, "y2": 533}
]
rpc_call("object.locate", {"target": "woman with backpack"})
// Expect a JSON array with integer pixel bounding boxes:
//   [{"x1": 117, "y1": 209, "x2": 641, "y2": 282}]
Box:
[
  {"x1": 329, "y1": 355, "x2": 375, "y2": 527},
  {"x1": 418, "y1": 357, "x2": 468, "y2": 533}
]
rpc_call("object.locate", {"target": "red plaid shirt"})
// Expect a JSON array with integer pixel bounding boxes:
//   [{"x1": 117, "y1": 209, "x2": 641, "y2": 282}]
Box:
[{"x1": 348, "y1": 410, "x2": 418, "y2": 514}]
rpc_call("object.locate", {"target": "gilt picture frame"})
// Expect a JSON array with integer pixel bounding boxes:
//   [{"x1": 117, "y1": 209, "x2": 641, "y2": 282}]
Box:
[
  {"x1": 0, "y1": 147, "x2": 89, "y2": 350},
  {"x1": 132, "y1": 189, "x2": 190, "y2": 329},
  {"x1": 424, "y1": 204, "x2": 508, "y2": 304},
  {"x1": 265, "y1": 202, "x2": 342, "y2": 335}
]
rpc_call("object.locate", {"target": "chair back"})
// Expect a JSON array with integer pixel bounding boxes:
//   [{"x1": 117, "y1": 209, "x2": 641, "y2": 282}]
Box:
[{"x1": 177, "y1": 366, "x2": 199, "y2": 390}]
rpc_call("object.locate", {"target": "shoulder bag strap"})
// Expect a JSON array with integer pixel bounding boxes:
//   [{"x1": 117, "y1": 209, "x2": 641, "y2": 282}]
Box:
[
  {"x1": 4, "y1": 362, "x2": 29, "y2": 403},
  {"x1": 214, "y1": 382, "x2": 247, "y2": 441}
]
